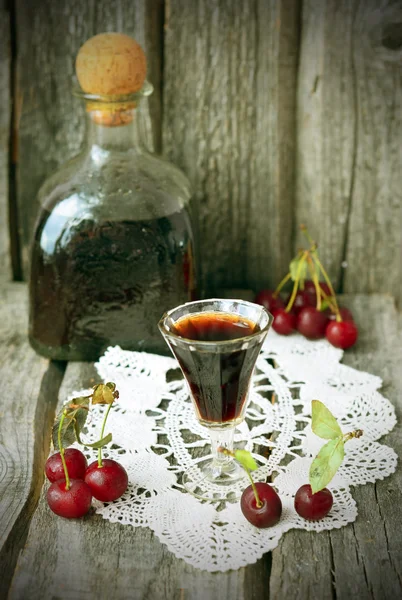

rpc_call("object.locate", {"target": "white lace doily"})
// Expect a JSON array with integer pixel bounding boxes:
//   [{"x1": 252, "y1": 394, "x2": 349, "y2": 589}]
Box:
[{"x1": 70, "y1": 332, "x2": 397, "y2": 572}]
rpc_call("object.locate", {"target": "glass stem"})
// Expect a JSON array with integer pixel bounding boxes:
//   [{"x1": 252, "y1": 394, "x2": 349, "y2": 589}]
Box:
[{"x1": 210, "y1": 428, "x2": 235, "y2": 470}]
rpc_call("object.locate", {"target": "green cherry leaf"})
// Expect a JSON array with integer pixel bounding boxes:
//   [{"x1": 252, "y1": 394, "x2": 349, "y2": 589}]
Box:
[
  {"x1": 52, "y1": 413, "x2": 74, "y2": 449},
  {"x1": 311, "y1": 400, "x2": 343, "y2": 440},
  {"x1": 52, "y1": 401, "x2": 89, "y2": 450},
  {"x1": 74, "y1": 421, "x2": 113, "y2": 449},
  {"x1": 86, "y1": 433, "x2": 113, "y2": 449},
  {"x1": 234, "y1": 449, "x2": 258, "y2": 471},
  {"x1": 92, "y1": 384, "x2": 115, "y2": 405},
  {"x1": 309, "y1": 437, "x2": 345, "y2": 494},
  {"x1": 68, "y1": 395, "x2": 91, "y2": 408},
  {"x1": 290, "y1": 256, "x2": 308, "y2": 282}
]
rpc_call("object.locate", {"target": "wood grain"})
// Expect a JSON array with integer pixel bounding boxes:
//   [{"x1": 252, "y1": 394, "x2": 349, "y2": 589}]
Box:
[
  {"x1": 295, "y1": 0, "x2": 355, "y2": 289},
  {"x1": 9, "y1": 361, "x2": 269, "y2": 600},
  {"x1": 270, "y1": 294, "x2": 402, "y2": 599},
  {"x1": 15, "y1": 0, "x2": 163, "y2": 277},
  {"x1": 342, "y1": 1, "x2": 402, "y2": 305},
  {"x1": 163, "y1": 0, "x2": 300, "y2": 295},
  {"x1": 295, "y1": 0, "x2": 402, "y2": 302},
  {"x1": 331, "y1": 294, "x2": 402, "y2": 598},
  {"x1": 0, "y1": 1, "x2": 11, "y2": 278},
  {"x1": 0, "y1": 282, "x2": 65, "y2": 599}
]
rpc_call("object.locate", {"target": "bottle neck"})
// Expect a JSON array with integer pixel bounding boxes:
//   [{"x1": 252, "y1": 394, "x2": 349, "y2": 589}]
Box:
[{"x1": 84, "y1": 105, "x2": 144, "y2": 154}]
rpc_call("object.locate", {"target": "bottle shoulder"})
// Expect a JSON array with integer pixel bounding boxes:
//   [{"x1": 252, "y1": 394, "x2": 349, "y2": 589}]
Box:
[{"x1": 36, "y1": 148, "x2": 193, "y2": 221}]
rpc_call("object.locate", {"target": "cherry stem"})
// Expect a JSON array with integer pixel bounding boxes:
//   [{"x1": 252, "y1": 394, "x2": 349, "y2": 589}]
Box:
[
  {"x1": 300, "y1": 224, "x2": 315, "y2": 247},
  {"x1": 58, "y1": 410, "x2": 70, "y2": 490},
  {"x1": 285, "y1": 251, "x2": 308, "y2": 312},
  {"x1": 306, "y1": 255, "x2": 322, "y2": 311},
  {"x1": 311, "y1": 253, "x2": 341, "y2": 320},
  {"x1": 343, "y1": 429, "x2": 363, "y2": 442},
  {"x1": 274, "y1": 272, "x2": 291, "y2": 297},
  {"x1": 98, "y1": 403, "x2": 113, "y2": 468},
  {"x1": 319, "y1": 288, "x2": 338, "y2": 314},
  {"x1": 245, "y1": 467, "x2": 263, "y2": 508},
  {"x1": 217, "y1": 446, "x2": 263, "y2": 508}
]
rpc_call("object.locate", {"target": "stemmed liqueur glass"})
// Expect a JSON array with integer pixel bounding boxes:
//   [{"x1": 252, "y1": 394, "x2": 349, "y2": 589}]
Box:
[{"x1": 158, "y1": 298, "x2": 272, "y2": 501}]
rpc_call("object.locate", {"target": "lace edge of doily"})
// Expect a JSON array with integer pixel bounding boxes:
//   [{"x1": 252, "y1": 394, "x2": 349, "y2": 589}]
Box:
[{"x1": 92, "y1": 503, "x2": 361, "y2": 573}]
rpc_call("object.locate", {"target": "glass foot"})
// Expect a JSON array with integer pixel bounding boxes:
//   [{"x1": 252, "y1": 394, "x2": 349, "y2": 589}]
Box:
[{"x1": 182, "y1": 457, "x2": 264, "y2": 502}]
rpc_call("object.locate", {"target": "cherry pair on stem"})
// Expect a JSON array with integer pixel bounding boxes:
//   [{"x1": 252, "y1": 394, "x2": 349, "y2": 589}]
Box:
[
  {"x1": 221, "y1": 400, "x2": 363, "y2": 528},
  {"x1": 46, "y1": 383, "x2": 128, "y2": 519},
  {"x1": 255, "y1": 225, "x2": 358, "y2": 349}
]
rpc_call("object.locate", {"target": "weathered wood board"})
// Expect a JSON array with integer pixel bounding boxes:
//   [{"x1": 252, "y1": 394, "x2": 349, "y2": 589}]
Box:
[
  {"x1": 0, "y1": 0, "x2": 11, "y2": 279},
  {"x1": 0, "y1": 282, "x2": 65, "y2": 599},
  {"x1": 295, "y1": 0, "x2": 356, "y2": 290},
  {"x1": 296, "y1": 0, "x2": 402, "y2": 303},
  {"x1": 163, "y1": 0, "x2": 300, "y2": 295},
  {"x1": 14, "y1": 0, "x2": 163, "y2": 277},
  {"x1": 270, "y1": 294, "x2": 402, "y2": 599},
  {"x1": 342, "y1": 1, "x2": 402, "y2": 304}
]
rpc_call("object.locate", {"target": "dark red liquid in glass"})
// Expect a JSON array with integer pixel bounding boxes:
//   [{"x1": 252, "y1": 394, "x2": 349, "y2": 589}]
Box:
[{"x1": 171, "y1": 313, "x2": 262, "y2": 424}]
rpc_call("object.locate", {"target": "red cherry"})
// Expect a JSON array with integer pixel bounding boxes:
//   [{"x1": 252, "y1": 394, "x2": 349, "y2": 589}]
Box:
[
  {"x1": 45, "y1": 448, "x2": 88, "y2": 483},
  {"x1": 85, "y1": 459, "x2": 128, "y2": 502},
  {"x1": 240, "y1": 482, "x2": 282, "y2": 528},
  {"x1": 286, "y1": 290, "x2": 314, "y2": 315},
  {"x1": 294, "y1": 484, "x2": 333, "y2": 520},
  {"x1": 297, "y1": 306, "x2": 329, "y2": 339},
  {"x1": 254, "y1": 290, "x2": 284, "y2": 313},
  {"x1": 272, "y1": 308, "x2": 296, "y2": 335},
  {"x1": 326, "y1": 320, "x2": 358, "y2": 349},
  {"x1": 329, "y1": 306, "x2": 354, "y2": 322},
  {"x1": 47, "y1": 479, "x2": 92, "y2": 518}
]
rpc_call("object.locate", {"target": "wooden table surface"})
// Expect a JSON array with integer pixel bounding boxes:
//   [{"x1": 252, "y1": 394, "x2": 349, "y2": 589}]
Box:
[{"x1": 1, "y1": 281, "x2": 401, "y2": 600}]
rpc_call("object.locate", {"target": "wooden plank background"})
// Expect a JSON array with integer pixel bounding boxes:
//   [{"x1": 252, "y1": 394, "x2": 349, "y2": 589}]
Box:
[
  {"x1": 1, "y1": 0, "x2": 402, "y2": 296},
  {"x1": 163, "y1": 0, "x2": 299, "y2": 293},
  {"x1": 0, "y1": 0, "x2": 11, "y2": 277},
  {"x1": 295, "y1": 0, "x2": 402, "y2": 297},
  {"x1": 0, "y1": 282, "x2": 65, "y2": 599}
]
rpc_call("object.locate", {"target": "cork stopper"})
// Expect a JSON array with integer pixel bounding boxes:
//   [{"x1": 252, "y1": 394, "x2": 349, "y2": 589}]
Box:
[{"x1": 75, "y1": 33, "x2": 147, "y2": 126}]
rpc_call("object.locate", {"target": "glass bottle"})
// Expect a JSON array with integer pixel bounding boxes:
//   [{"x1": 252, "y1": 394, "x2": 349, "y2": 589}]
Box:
[{"x1": 29, "y1": 82, "x2": 198, "y2": 360}]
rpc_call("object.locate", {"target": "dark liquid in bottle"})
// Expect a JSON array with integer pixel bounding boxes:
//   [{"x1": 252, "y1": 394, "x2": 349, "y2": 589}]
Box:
[
  {"x1": 171, "y1": 313, "x2": 262, "y2": 425},
  {"x1": 29, "y1": 209, "x2": 196, "y2": 360}
]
